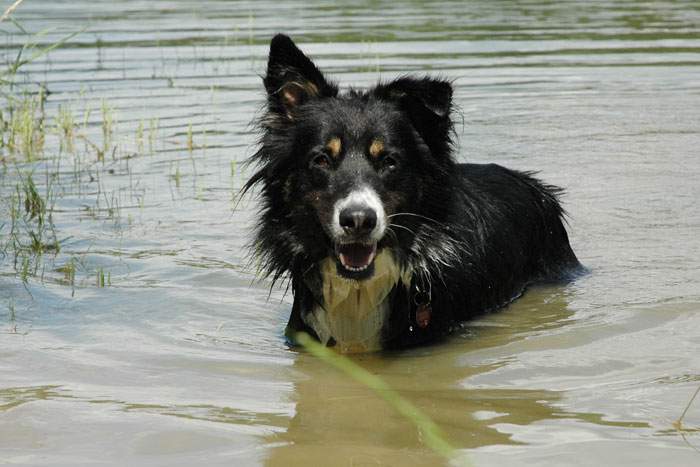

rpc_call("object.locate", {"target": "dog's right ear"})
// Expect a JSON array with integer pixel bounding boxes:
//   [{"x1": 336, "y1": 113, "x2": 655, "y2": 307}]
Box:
[
  {"x1": 263, "y1": 34, "x2": 336, "y2": 119},
  {"x1": 373, "y1": 77, "x2": 454, "y2": 158}
]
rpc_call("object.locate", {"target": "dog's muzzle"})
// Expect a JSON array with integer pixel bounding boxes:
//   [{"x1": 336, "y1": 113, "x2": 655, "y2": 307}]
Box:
[{"x1": 331, "y1": 187, "x2": 386, "y2": 276}]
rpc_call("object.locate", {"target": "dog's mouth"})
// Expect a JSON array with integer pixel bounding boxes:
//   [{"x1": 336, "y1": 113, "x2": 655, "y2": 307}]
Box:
[{"x1": 335, "y1": 241, "x2": 377, "y2": 275}]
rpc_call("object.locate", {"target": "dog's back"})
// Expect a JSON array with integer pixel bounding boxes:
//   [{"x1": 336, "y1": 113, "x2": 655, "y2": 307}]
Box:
[{"x1": 382, "y1": 163, "x2": 580, "y2": 345}]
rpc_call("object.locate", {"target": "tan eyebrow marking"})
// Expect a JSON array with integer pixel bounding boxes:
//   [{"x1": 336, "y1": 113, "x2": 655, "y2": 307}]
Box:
[
  {"x1": 326, "y1": 136, "x2": 342, "y2": 158},
  {"x1": 369, "y1": 138, "x2": 384, "y2": 158}
]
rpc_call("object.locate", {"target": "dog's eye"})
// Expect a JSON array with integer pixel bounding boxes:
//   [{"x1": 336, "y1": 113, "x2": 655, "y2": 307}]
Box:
[
  {"x1": 311, "y1": 154, "x2": 331, "y2": 168},
  {"x1": 381, "y1": 156, "x2": 398, "y2": 170}
]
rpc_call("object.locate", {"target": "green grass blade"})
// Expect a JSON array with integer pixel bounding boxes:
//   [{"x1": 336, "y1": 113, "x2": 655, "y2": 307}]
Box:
[{"x1": 295, "y1": 332, "x2": 472, "y2": 465}]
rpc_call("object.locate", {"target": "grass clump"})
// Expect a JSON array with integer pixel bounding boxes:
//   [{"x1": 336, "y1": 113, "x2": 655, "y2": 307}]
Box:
[
  {"x1": 1, "y1": 170, "x2": 60, "y2": 282},
  {"x1": 100, "y1": 98, "x2": 114, "y2": 159},
  {"x1": 96, "y1": 267, "x2": 110, "y2": 288},
  {"x1": 14, "y1": 171, "x2": 59, "y2": 255},
  {"x1": 2, "y1": 87, "x2": 46, "y2": 160},
  {"x1": 1, "y1": 1, "x2": 80, "y2": 162},
  {"x1": 55, "y1": 103, "x2": 76, "y2": 153}
]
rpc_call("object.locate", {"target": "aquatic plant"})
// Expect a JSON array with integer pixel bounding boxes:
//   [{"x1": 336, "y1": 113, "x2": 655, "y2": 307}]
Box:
[
  {"x1": 55, "y1": 103, "x2": 76, "y2": 154},
  {"x1": 100, "y1": 98, "x2": 114, "y2": 159},
  {"x1": 1, "y1": 3, "x2": 68, "y2": 278},
  {"x1": 674, "y1": 385, "x2": 700, "y2": 454}
]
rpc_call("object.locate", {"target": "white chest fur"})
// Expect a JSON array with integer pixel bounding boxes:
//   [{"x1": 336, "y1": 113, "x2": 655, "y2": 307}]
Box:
[{"x1": 303, "y1": 250, "x2": 411, "y2": 353}]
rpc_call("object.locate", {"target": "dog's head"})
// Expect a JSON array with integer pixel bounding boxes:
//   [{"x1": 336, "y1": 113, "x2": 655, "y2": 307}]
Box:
[{"x1": 247, "y1": 34, "x2": 456, "y2": 282}]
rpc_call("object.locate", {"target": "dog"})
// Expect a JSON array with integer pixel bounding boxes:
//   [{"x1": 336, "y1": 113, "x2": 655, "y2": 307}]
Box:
[{"x1": 244, "y1": 34, "x2": 582, "y2": 353}]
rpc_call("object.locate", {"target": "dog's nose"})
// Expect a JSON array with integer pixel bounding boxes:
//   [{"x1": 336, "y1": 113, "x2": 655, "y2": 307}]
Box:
[{"x1": 339, "y1": 206, "x2": 377, "y2": 235}]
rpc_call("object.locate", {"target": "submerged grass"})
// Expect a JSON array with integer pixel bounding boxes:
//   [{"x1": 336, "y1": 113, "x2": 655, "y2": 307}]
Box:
[
  {"x1": 295, "y1": 332, "x2": 471, "y2": 466},
  {"x1": 674, "y1": 384, "x2": 700, "y2": 454}
]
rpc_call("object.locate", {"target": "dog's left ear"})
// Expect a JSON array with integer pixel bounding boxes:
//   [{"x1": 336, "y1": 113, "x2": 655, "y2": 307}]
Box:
[
  {"x1": 375, "y1": 77, "x2": 453, "y2": 156},
  {"x1": 264, "y1": 34, "x2": 337, "y2": 119}
]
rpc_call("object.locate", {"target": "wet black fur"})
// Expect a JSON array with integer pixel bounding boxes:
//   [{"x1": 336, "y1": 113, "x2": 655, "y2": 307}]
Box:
[{"x1": 244, "y1": 34, "x2": 582, "y2": 349}]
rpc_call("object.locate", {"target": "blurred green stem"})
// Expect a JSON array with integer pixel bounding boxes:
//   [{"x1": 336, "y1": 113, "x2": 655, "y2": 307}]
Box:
[{"x1": 296, "y1": 332, "x2": 471, "y2": 465}]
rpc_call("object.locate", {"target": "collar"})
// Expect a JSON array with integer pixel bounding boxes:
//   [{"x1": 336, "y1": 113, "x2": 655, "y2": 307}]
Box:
[{"x1": 409, "y1": 279, "x2": 432, "y2": 331}]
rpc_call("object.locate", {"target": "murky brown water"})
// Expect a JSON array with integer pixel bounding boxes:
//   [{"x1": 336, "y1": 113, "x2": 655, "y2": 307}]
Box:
[{"x1": 2, "y1": 1, "x2": 700, "y2": 466}]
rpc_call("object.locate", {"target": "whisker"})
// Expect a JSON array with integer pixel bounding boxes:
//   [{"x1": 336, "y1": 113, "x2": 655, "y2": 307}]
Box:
[
  {"x1": 389, "y1": 223, "x2": 417, "y2": 236},
  {"x1": 388, "y1": 212, "x2": 442, "y2": 224}
]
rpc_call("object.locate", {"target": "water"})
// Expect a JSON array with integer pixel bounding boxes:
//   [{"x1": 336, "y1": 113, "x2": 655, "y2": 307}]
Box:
[{"x1": 1, "y1": 1, "x2": 700, "y2": 465}]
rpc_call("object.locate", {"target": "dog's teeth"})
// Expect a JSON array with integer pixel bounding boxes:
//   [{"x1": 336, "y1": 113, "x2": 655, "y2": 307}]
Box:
[{"x1": 336, "y1": 242, "x2": 377, "y2": 273}]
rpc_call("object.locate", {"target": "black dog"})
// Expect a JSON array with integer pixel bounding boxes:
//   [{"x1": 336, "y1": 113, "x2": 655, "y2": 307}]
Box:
[{"x1": 245, "y1": 34, "x2": 582, "y2": 352}]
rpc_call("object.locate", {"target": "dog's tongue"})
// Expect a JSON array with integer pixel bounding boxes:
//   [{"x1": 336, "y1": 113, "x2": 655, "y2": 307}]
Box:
[{"x1": 338, "y1": 243, "x2": 377, "y2": 270}]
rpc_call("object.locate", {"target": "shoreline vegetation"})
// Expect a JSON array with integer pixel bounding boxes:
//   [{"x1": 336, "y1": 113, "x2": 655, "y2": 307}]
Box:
[{"x1": 0, "y1": 1, "x2": 191, "y2": 290}]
